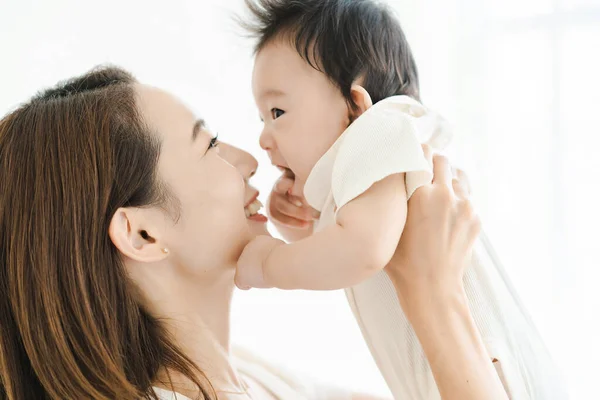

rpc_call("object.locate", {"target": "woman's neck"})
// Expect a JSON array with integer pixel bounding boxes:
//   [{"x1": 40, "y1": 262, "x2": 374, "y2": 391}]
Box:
[{"x1": 136, "y1": 260, "x2": 244, "y2": 393}]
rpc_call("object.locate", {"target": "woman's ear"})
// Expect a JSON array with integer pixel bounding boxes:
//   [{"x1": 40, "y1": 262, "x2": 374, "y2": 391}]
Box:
[
  {"x1": 349, "y1": 84, "x2": 373, "y2": 120},
  {"x1": 108, "y1": 207, "x2": 169, "y2": 263}
]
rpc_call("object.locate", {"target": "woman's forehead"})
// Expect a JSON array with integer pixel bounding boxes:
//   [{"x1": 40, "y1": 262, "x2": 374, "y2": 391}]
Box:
[{"x1": 135, "y1": 84, "x2": 200, "y2": 142}]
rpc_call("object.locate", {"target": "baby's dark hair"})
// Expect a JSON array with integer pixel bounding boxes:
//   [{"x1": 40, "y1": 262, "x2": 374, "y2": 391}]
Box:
[{"x1": 243, "y1": 0, "x2": 420, "y2": 108}]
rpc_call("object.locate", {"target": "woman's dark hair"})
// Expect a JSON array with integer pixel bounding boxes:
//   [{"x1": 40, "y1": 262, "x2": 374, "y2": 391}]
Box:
[
  {"x1": 0, "y1": 66, "x2": 214, "y2": 399},
  {"x1": 242, "y1": 0, "x2": 421, "y2": 107}
]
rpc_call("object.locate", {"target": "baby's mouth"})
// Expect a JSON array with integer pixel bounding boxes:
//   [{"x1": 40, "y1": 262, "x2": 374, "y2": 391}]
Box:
[{"x1": 277, "y1": 165, "x2": 295, "y2": 179}]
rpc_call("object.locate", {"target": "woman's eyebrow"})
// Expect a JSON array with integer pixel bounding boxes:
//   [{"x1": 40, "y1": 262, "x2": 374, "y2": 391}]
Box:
[{"x1": 191, "y1": 119, "x2": 206, "y2": 142}]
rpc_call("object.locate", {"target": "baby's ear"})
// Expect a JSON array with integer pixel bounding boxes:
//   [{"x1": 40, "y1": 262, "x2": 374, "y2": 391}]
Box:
[{"x1": 349, "y1": 85, "x2": 373, "y2": 119}]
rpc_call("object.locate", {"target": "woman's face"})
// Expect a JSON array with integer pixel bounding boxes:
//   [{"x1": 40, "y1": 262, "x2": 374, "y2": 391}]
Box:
[{"x1": 135, "y1": 84, "x2": 269, "y2": 276}]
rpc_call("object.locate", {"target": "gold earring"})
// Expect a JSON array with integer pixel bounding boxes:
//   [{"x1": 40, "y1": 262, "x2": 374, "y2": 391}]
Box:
[{"x1": 161, "y1": 248, "x2": 169, "y2": 254}]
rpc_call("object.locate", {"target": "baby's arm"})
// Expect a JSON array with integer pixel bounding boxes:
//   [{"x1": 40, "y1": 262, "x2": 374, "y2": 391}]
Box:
[
  {"x1": 236, "y1": 98, "x2": 434, "y2": 291},
  {"x1": 262, "y1": 172, "x2": 407, "y2": 290}
]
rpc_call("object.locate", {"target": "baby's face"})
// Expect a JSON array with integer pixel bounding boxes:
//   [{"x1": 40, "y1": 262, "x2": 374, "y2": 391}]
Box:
[{"x1": 252, "y1": 39, "x2": 350, "y2": 197}]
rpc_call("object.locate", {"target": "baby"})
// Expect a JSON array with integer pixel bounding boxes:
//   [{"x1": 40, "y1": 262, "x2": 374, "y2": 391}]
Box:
[{"x1": 237, "y1": 0, "x2": 567, "y2": 399}]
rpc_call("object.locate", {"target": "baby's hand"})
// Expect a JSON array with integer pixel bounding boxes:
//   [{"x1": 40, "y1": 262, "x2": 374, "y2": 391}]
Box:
[
  {"x1": 268, "y1": 173, "x2": 320, "y2": 242},
  {"x1": 235, "y1": 235, "x2": 285, "y2": 290}
]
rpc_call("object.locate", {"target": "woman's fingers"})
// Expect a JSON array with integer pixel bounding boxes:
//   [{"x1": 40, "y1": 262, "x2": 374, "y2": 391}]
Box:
[
  {"x1": 387, "y1": 150, "x2": 480, "y2": 292},
  {"x1": 468, "y1": 213, "x2": 482, "y2": 248},
  {"x1": 453, "y1": 167, "x2": 471, "y2": 193},
  {"x1": 452, "y1": 167, "x2": 472, "y2": 200},
  {"x1": 421, "y1": 144, "x2": 433, "y2": 165},
  {"x1": 421, "y1": 144, "x2": 434, "y2": 178},
  {"x1": 433, "y1": 154, "x2": 453, "y2": 189},
  {"x1": 453, "y1": 179, "x2": 468, "y2": 200}
]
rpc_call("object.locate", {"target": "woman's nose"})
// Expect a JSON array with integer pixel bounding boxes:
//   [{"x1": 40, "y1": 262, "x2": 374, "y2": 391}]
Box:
[{"x1": 219, "y1": 143, "x2": 257, "y2": 181}]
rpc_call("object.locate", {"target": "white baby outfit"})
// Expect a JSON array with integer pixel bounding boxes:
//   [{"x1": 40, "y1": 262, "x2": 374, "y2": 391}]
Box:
[{"x1": 303, "y1": 96, "x2": 568, "y2": 400}]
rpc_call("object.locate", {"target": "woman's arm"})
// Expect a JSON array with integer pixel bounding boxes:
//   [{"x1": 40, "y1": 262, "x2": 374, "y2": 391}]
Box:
[
  {"x1": 398, "y1": 284, "x2": 506, "y2": 400},
  {"x1": 385, "y1": 150, "x2": 508, "y2": 400}
]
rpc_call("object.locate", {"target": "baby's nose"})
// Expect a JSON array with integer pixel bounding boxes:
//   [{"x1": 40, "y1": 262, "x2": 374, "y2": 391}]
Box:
[{"x1": 259, "y1": 127, "x2": 275, "y2": 151}]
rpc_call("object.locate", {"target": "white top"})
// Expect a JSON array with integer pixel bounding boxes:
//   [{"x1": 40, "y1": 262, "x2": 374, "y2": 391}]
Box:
[
  {"x1": 153, "y1": 347, "x2": 351, "y2": 400},
  {"x1": 304, "y1": 96, "x2": 568, "y2": 400}
]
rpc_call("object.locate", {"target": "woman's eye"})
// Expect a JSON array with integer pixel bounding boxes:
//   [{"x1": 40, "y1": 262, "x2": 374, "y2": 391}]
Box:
[
  {"x1": 271, "y1": 108, "x2": 285, "y2": 119},
  {"x1": 207, "y1": 135, "x2": 219, "y2": 151}
]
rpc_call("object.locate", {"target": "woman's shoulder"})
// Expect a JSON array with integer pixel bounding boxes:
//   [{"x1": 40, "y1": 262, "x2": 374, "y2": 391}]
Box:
[
  {"x1": 152, "y1": 347, "x2": 352, "y2": 400},
  {"x1": 232, "y1": 346, "x2": 352, "y2": 400}
]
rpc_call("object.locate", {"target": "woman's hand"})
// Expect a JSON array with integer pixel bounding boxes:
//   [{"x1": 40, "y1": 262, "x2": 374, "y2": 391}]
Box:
[
  {"x1": 385, "y1": 148, "x2": 507, "y2": 400},
  {"x1": 385, "y1": 147, "x2": 480, "y2": 311},
  {"x1": 267, "y1": 173, "x2": 320, "y2": 242}
]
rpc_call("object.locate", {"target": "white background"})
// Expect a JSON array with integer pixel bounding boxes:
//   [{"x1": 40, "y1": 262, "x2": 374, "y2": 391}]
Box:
[{"x1": 1, "y1": 0, "x2": 599, "y2": 397}]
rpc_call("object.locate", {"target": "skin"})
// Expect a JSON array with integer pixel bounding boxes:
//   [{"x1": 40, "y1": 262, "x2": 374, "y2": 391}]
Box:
[
  {"x1": 107, "y1": 84, "x2": 381, "y2": 399},
  {"x1": 237, "y1": 39, "x2": 409, "y2": 291},
  {"x1": 107, "y1": 83, "x2": 505, "y2": 399},
  {"x1": 265, "y1": 148, "x2": 508, "y2": 400},
  {"x1": 247, "y1": 37, "x2": 506, "y2": 398},
  {"x1": 109, "y1": 84, "x2": 263, "y2": 397},
  {"x1": 253, "y1": 40, "x2": 351, "y2": 198},
  {"x1": 386, "y1": 149, "x2": 506, "y2": 400}
]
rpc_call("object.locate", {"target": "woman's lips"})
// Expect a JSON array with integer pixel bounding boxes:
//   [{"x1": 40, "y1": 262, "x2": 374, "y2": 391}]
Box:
[
  {"x1": 245, "y1": 191, "x2": 259, "y2": 208},
  {"x1": 248, "y1": 213, "x2": 268, "y2": 223}
]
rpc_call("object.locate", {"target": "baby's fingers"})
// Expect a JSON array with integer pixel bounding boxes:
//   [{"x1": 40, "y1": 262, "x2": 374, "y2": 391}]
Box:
[{"x1": 273, "y1": 176, "x2": 294, "y2": 195}]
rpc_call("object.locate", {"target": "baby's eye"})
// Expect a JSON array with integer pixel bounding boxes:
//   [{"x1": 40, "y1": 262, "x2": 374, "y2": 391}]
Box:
[{"x1": 271, "y1": 108, "x2": 285, "y2": 119}]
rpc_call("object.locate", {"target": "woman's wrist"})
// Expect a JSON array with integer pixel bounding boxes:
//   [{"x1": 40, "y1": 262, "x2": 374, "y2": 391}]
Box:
[
  {"x1": 402, "y1": 282, "x2": 468, "y2": 329},
  {"x1": 389, "y1": 266, "x2": 465, "y2": 321},
  {"x1": 392, "y1": 276, "x2": 508, "y2": 399}
]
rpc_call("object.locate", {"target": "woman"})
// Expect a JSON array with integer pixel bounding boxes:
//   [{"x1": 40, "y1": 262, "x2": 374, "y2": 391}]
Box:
[{"x1": 0, "y1": 67, "x2": 505, "y2": 399}]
